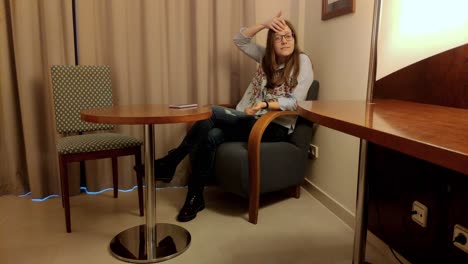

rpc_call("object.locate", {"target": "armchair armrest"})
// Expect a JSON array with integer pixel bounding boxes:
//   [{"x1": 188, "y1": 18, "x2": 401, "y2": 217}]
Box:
[{"x1": 247, "y1": 110, "x2": 298, "y2": 224}]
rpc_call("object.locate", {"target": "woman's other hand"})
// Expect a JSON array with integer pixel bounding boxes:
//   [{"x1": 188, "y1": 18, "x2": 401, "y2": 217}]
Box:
[
  {"x1": 244, "y1": 102, "x2": 266, "y2": 115},
  {"x1": 244, "y1": 106, "x2": 256, "y2": 115},
  {"x1": 261, "y1": 11, "x2": 286, "y2": 33}
]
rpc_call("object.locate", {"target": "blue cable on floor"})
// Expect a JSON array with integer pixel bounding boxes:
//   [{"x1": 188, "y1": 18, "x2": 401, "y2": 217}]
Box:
[
  {"x1": 79, "y1": 185, "x2": 139, "y2": 195},
  {"x1": 11, "y1": 185, "x2": 186, "y2": 202},
  {"x1": 31, "y1": 194, "x2": 60, "y2": 202}
]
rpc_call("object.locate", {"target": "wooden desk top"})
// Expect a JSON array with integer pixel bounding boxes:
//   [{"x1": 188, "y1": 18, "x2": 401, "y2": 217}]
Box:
[
  {"x1": 81, "y1": 104, "x2": 212, "y2": 125},
  {"x1": 298, "y1": 99, "x2": 468, "y2": 175}
]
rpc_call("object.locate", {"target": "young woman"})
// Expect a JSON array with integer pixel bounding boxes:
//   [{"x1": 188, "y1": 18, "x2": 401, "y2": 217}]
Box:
[{"x1": 155, "y1": 12, "x2": 314, "y2": 222}]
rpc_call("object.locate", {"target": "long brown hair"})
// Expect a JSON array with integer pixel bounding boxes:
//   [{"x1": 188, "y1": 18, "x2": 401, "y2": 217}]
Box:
[{"x1": 262, "y1": 20, "x2": 300, "y2": 89}]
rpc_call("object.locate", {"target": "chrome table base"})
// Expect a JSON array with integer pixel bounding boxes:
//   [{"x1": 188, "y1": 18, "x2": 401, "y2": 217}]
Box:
[{"x1": 110, "y1": 223, "x2": 191, "y2": 263}]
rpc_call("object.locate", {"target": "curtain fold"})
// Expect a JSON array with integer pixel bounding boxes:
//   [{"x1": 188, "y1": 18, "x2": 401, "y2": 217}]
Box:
[
  {"x1": 1, "y1": 0, "x2": 75, "y2": 198},
  {"x1": 0, "y1": 0, "x2": 257, "y2": 198},
  {"x1": 0, "y1": 0, "x2": 27, "y2": 195}
]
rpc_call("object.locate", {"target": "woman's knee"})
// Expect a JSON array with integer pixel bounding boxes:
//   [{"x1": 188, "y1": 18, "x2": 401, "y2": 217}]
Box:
[
  {"x1": 210, "y1": 105, "x2": 248, "y2": 126},
  {"x1": 210, "y1": 105, "x2": 226, "y2": 121},
  {"x1": 190, "y1": 119, "x2": 213, "y2": 132},
  {"x1": 206, "y1": 128, "x2": 224, "y2": 147}
]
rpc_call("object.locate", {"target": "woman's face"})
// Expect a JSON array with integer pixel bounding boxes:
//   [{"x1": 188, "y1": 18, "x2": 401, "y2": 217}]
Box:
[{"x1": 273, "y1": 26, "x2": 295, "y2": 63}]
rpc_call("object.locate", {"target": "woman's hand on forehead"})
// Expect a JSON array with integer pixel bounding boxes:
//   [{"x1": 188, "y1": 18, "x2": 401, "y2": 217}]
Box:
[
  {"x1": 263, "y1": 11, "x2": 287, "y2": 33},
  {"x1": 275, "y1": 29, "x2": 292, "y2": 36}
]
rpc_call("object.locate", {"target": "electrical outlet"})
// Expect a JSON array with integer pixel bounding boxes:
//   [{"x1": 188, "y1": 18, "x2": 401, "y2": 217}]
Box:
[
  {"x1": 411, "y1": 201, "x2": 428, "y2": 228},
  {"x1": 308, "y1": 144, "x2": 319, "y2": 159},
  {"x1": 453, "y1": 224, "x2": 468, "y2": 253}
]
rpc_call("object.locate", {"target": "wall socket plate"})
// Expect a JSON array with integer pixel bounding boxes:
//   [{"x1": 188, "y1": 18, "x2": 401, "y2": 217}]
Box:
[
  {"x1": 308, "y1": 144, "x2": 319, "y2": 159},
  {"x1": 411, "y1": 200, "x2": 428, "y2": 228},
  {"x1": 453, "y1": 224, "x2": 468, "y2": 253}
]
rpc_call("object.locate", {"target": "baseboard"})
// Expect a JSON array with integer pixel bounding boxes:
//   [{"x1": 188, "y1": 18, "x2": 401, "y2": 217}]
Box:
[
  {"x1": 302, "y1": 179, "x2": 411, "y2": 263},
  {"x1": 302, "y1": 178, "x2": 355, "y2": 229}
]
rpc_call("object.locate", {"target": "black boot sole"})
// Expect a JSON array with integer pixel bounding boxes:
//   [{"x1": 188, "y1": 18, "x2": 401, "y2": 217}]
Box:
[{"x1": 177, "y1": 203, "x2": 205, "y2": 222}]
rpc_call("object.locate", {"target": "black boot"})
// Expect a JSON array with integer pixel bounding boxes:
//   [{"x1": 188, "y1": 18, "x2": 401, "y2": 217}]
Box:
[
  {"x1": 177, "y1": 191, "x2": 205, "y2": 222},
  {"x1": 153, "y1": 157, "x2": 177, "y2": 183},
  {"x1": 132, "y1": 157, "x2": 177, "y2": 183},
  {"x1": 154, "y1": 147, "x2": 193, "y2": 183}
]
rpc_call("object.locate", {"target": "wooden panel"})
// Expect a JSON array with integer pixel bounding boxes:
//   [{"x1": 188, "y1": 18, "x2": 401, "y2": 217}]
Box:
[
  {"x1": 447, "y1": 171, "x2": 468, "y2": 263},
  {"x1": 374, "y1": 43, "x2": 468, "y2": 109},
  {"x1": 368, "y1": 143, "x2": 468, "y2": 263},
  {"x1": 366, "y1": 144, "x2": 448, "y2": 263}
]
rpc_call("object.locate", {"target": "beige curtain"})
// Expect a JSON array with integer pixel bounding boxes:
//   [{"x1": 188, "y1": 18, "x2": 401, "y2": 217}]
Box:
[
  {"x1": 0, "y1": 0, "x2": 75, "y2": 198},
  {"x1": 0, "y1": 0, "x2": 256, "y2": 198}
]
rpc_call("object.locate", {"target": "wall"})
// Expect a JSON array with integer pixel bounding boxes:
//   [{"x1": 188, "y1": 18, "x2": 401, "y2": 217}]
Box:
[
  {"x1": 377, "y1": 0, "x2": 468, "y2": 79},
  {"x1": 302, "y1": 0, "x2": 374, "y2": 218}
]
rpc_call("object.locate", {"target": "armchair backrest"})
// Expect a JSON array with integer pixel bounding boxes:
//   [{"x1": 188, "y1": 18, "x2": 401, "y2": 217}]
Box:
[
  {"x1": 51, "y1": 65, "x2": 114, "y2": 134},
  {"x1": 288, "y1": 80, "x2": 320, "y2": 152}
]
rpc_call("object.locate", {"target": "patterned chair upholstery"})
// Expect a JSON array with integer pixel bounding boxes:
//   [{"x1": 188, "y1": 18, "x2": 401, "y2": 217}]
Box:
[{"x1": 51, "y1": 65, "x2": 144, "y2": 233}]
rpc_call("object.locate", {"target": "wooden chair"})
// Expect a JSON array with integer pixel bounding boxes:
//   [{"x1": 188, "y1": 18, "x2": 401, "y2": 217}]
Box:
[
  {"x1": 214, "y1": 80, "x2": 319, "y2": 223},
  {"x1": 50, "y1": 65, "x2": 144, "y2": 233}
]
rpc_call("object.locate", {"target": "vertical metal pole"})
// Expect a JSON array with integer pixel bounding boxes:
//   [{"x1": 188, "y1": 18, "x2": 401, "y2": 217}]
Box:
[
  {"x1": 366, "y1": 0, "x2": 382, "y2": 103},
  {"x1": 73, "y1": 0, "x2": 87, "y2": 191},
  {"x1": 353, "y1": 1, "x2": 382, "y2": 263},
  {"x1": 72, "y1": 0, "x2": 79, "y2": 65},
  {"x1": 78, "y1": 132, "x2": 87, "y2": 192},
  {"x1": 144, "y1": 125, "x2": 156, "y2": 259},
  {"x1": 354, "y1": 140, "x2": 369, "y2": 264}
]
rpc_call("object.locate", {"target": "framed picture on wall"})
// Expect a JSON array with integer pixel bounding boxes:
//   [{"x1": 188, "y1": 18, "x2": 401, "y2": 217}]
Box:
[{"x1": 322, "y1": 0, "x2": 355, "y2": 20}]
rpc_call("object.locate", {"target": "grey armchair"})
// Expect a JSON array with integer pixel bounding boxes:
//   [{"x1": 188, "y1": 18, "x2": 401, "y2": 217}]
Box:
[{"x1": 214, "y1": 80, "x2": 319, "y2": 224}]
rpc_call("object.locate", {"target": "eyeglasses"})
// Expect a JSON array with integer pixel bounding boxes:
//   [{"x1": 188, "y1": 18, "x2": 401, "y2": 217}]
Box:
[{"x1": 274, "y1": 33, "x2": 294, "y2": 43}]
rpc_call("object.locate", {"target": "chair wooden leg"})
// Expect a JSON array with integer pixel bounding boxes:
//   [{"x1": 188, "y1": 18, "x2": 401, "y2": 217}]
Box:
[
  {"x1": 248, "y1": 193, "x2": 259, "y2": 224},
  {"x1": 112, "y1": 157, "x2": 118, "y2": 198},
  {"x1": 60, "y1": 190, "x2": 65, "y2": 208},
  {"x1": 291, "y1": 185, "x2": 301, "y2": 199},
  {"x1": 284, "y1": 185, "x2": 301, "y2": 198},
  {"x1": 134, "y1": 151, "x2": 144, "y2": 217},
  {"x1": 59, "y1": 156, "x2": 65, "y2": 208},
  {"x1": 59, "y1": 156, "x2": 71, "y2": 233}
]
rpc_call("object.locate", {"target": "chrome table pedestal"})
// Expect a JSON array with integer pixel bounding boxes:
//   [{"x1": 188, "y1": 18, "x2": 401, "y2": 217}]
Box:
[
  {"x1": 109, "y1": 223, "x2": 190, "y2": 263},
  {"x1": 109, "y1": 125, "x2": 191, "y2": 263}
]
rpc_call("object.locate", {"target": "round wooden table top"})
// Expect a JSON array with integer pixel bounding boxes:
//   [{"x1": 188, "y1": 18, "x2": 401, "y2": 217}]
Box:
[{"x1": 80, "y1": 104, "x2": 212, "y2": 125}]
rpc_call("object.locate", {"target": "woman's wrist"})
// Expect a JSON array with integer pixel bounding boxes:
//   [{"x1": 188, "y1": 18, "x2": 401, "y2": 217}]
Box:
[
  {"x1": 262, "y1": 100, "x2": 269, "y2": 109},
  {"x1": 243, "y1": 24, "x2": 267, "y2": 38}
]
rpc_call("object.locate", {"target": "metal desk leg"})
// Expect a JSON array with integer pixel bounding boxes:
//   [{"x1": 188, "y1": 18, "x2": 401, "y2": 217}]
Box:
[
  {"x1": 353, "y1": 139, "x2": 369, "y2": 264},
  {"x1": 109, "y1": 124, "x2": 191, "y2": 263},
  {"x1": 356, "y1": 0, "x2": 382, "y2": 260}
]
